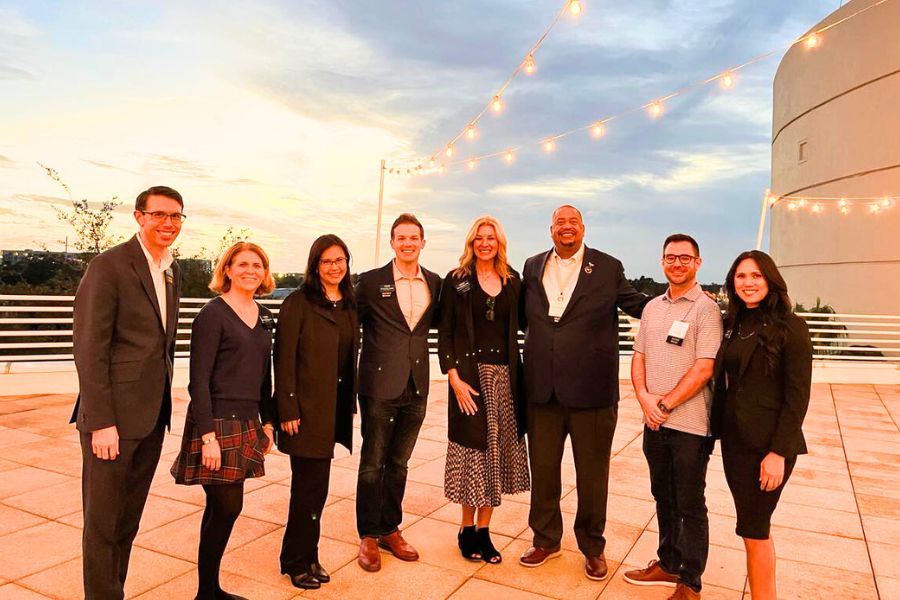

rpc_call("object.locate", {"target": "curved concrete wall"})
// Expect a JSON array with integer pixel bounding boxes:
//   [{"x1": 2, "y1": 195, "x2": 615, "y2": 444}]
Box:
[{"x1": 770, "y1": 0, "x2": 900, "y2": 314}]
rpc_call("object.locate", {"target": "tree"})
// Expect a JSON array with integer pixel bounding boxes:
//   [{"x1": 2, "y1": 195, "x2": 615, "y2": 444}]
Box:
[{"x1": 176, "y1": 227, "x2": 254, "y2": 298}]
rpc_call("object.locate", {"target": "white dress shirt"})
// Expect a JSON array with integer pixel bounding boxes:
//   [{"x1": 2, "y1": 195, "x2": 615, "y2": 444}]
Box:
[
  {"x1": 136, "y1": 233, "x2": 174, "y2": 332},
  {"x1": 541, "y1": 243, "x2": 585, "y2": 316}
]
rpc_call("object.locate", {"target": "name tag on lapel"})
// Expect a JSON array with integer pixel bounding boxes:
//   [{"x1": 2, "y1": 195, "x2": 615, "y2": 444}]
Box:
[
  {"x1": 380, "y1": 284, "x2": 395, "y2": 298},
  {"x1": 164, "y1": 268, "x2": 174, "y2": 285},
  {"x1": 454, "y1": 280, "x2": 471, "y2": 294},
  {"x1": 666, "y1": 320, "x2": 689, "y2": 346}
]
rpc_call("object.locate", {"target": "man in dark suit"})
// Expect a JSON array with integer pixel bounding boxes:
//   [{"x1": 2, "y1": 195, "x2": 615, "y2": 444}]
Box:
[
  {"x1": 519, "y1": 204, "x2": 648, "y2": 581},
  {"x1": 71, "y1": 186, "x2": 184, "y2": 599},
  {"x1": 354, "y1": 213, "x2": 442, "y2": 572}
]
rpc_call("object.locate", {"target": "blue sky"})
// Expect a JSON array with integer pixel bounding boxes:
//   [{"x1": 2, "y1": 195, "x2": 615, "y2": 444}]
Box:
[{"x1": 0, "y1": 0, "x2": 840, "y2": 281}]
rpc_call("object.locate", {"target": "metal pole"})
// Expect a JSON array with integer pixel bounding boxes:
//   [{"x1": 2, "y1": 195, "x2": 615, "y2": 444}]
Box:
[
  {"x1": 755, "y1": 189, "x2": 770, "y2": 250},
  {"x1": 374, "y1": 159, "x2": 386, "y2": 266}
]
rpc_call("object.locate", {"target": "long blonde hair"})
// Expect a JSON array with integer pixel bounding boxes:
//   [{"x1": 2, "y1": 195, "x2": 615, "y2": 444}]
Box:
[{"x1": 453, "y1": 215, "x2": 511, "y2": 283}]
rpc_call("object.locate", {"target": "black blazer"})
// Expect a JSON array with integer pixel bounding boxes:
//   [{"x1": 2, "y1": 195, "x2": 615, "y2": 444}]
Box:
[
  {"x1": 438, "y1": 269, "x2": 525, "y2": 451},
  {"x1": 70, "y1": 235, "x2": 181, "y2": 439},
  {"x1": 356, "y1": 261, "x2": 442, "y2": 399},
  {"x1": 521, "y1": 246, "x2": 648, "y2": 409},
  {"x1": 273, "y1": 289, "x2": 359, "y2": 458},
  {"x1": 711, "y1": 312, "x2": 813, "y2": 459}
]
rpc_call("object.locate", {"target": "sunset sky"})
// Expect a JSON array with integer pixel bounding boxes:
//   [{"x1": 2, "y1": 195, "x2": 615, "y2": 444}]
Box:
[{"x1": 0, "y1": 0, "x2": 836, "y2": 280}]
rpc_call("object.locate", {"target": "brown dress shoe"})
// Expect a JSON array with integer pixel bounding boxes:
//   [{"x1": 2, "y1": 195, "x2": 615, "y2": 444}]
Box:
[
  {"x1": 519, "y1": 545, "x2": 562, "y2": 567},
  {"x1": 668, "y1": 583, "x2": 701, "y2": 599},
  {"x1": 623, "y1": 559, "x2": 679, "y2": 587},
  {"x1": 358, "y1": 537, "x2": 381, "y2": 572},
  {"x1": 378, "y1": 530, "x2": 419, "y2": 561},
  {"x1": 585, "y1": 554, "x2": 608, "y2": 581}
]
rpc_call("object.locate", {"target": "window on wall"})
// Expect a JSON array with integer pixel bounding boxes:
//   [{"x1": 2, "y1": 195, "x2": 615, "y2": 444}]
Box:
[{"x1": 798, "y1": 139, "x2": 808, "y2": 164}]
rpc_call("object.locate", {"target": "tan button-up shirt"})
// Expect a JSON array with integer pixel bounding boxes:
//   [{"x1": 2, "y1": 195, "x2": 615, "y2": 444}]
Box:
[
  {"x1": 541, "y1": 243, "x2": 585, "y2": 314},
  {"x1": 393, "y1": 259, "x2": 430, "y2": 330},
  {"x1": 136, "y1": 233, "x2": 174, "y2": 332}
]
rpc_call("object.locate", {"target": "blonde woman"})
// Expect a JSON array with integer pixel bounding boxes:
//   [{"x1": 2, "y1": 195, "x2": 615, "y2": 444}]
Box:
[
  {"x1": 438, "y1": 215, "x2": 529, "y2": 564},
  {"x1": 171, "y1": 241, "x2": 277, "y2": 600}
]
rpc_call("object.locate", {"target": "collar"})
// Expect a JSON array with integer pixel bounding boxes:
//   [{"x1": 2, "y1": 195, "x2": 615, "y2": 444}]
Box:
[
  {"x1": 392, "y1": 259, "x2": 425, "y2": 282},
  {"x1": 136, "y1": 232, "x2": 174, "y2": 271},
  {"x1": 664, "y1": 282, "x2": 702, "y2": 303},
  {"x1": 551, "y1": 243, "x2": 584, "y2": 265}
]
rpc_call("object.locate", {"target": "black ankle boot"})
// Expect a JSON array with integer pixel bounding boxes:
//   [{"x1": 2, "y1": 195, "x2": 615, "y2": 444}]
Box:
[
  {"x1": 477, "y1": 527, "x2": 501, "y2": 564},
  {"x1": 458, "y1": 525, "x2": 482, "y2": 560}
]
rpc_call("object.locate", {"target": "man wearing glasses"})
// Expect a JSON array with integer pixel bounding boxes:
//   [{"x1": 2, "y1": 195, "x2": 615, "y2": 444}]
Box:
[
  {"x1": 624, "y1": 234, "x2": 722, "y2": 600},
  {"x1": 354, "y1": 213, "x2": 442, "y2": 572},
  {"x1": 71, "y1": 186, "x2": 185, "y2": 599}
]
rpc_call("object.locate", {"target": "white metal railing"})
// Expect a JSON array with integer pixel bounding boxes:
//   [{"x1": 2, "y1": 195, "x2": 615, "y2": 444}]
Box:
[{"x1": 1, "y1": 295, "x2": 899, "y2": 364}]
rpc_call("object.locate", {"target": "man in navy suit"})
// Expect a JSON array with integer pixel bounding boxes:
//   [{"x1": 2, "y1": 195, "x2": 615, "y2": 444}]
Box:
[{"x1": 518, "y1": 205, "x2": 648, "y2": 581}]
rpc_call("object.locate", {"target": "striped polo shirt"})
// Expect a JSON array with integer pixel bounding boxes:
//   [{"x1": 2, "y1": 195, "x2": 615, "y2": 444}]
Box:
[{"x1": 633, "y1": 283, "x2": 723, "y2": 436}]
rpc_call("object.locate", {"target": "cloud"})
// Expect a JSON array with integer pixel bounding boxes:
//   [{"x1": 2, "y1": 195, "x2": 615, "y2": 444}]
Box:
[
  {"x1": 0, "y1": 63, "x2": 34, "y2": 80},
  {"x1": 0, "y1": 155, "x2": 13, "y2": 167},
  {"x1": 489, "y1": 177, "x2": 626, "y2": 199},
  {"x1": 10, "y1": 194, "x2": 70, "y2": 208},
  {"x1": 82, "y1": 159, "x2": 140, "y2": 175},
  {"x1": 144, "y1": 154, "x2": 214, "y2": 180}
]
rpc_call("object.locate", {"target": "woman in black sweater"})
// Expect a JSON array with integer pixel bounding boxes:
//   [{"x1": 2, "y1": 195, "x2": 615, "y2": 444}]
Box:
[
  {"x1": 712, "y1": 250, "x2": 812, "y2": 600},
  {"x1": 171, "y1": 242, "x2": 277, "y2": 600}
]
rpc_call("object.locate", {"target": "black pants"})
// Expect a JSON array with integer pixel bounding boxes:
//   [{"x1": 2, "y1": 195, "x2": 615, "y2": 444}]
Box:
[
  {"x1": 527, "y1": 402, "x2": 618, "y2": 556},
  {"x1": 196, "y1": 482, "x2": 244, "y2": 599},
  {"x1": 355, "y1": 378, "x2": 426, "y2": 538},
  {"x1": 643, "y1": 426, "x2": 712, "y2": 592},
  {"x1": 281, "y1": 456, "x2": 331, "y2": 575},
  {"x1": 80, "y1": 421, "x2": 165, "y2": 600}
]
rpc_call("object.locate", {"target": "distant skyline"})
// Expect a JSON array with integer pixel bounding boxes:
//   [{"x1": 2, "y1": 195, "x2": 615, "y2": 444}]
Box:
[{"x1": 1, "y1": 1, "x2": 839, "y2": 281}]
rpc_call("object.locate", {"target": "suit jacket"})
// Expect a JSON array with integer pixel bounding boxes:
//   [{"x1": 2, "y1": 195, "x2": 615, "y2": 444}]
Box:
[
  {"x1": 521, "y1": 246, "x2": 648, "y2": 409},
  {"x1": 356, "y1": 261, "x2": 442, "y2": 399},
  {"x1": 274, "y1": 288, "x2": 359, "y2": 458},
  {"x1": 711, "y1": 312, "x2": 813, "y2": 459},
  {"x1": 438, "y1": 269, "x2": 525, "y2": 450},
  {"x1": 70, "y1": 235, "x2": 181, "y2": 439}
]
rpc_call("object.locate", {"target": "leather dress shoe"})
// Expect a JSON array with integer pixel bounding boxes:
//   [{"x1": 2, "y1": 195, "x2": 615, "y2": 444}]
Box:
[
  {"x1": 378, "y1": 530, "x2": 419, "y2": 561},
  {"x1": 310, "y1": 561, "x2": 330, "y2": 583},
  {"x1": 286, "y1": 572, "x2": 320, "y2": 590},
  {"x1": 585, "y1": 553, "x2": 609, "y2": 581},
  {"x1": 519, "y1": 545, "x2": 562, "y2": 567},
  {"x1": 358, "y1": 537, "x2": 382, "y2": 572}
]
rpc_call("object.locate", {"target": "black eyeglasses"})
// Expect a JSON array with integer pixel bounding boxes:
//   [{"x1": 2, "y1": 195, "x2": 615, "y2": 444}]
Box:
[
  {"x1": 140, "y1": 211, "x2": 187, "y2": 224},
  {"x1": 486, "y1": 296, "x2": 496, "y2": 322},
  {"x1": 663, "y1": 254, "x2": 697, "y2": 265}
]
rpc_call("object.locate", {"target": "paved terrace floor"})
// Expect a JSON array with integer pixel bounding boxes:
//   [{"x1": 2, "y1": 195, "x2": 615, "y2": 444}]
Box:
[{"x1": 0, "y1": 383, "x2": 897, "y2": 600}]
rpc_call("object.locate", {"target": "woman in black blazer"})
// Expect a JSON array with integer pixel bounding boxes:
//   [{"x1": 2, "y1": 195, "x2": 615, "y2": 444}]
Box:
[
  {"x1": 712, "y1": 250, "x2": 812, "y2": 600},
  {"x1": 438, "y1": 215, "x2": 529, "y2": 564},
  {"x1": 274, "y1": 234, "x2": 358, "y2": 590}
]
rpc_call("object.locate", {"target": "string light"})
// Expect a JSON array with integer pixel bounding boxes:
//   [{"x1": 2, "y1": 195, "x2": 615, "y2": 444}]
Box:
[
  {"x1": 840, "y1": 204, "x2": 850, "y2": 215},
  {"x1": 768, "y1": 193, "x2": 898, "y2": 217},
  {"x1": 648, "y1": 100, "x2": 664, "y2": 119},
  {"x1": 797, "y1": 198, "x2": 807, "y2": 208},
  {"x1": 491, "y1": 95, "x2": 504, "y2": 113},
  {"x1": 882, "y1": 197, "x2": 892, "y2": 208},
  {"x1": 445, "y1": 144, "x2": 454, "y2": 158},
  {"x1": 805, "y1": 32, "x2": 821, "y2": 49},
  {"x1": 869, "y1": 203, "x2": 881, "y2": 213},
  {"x1": 543, "y1": 138, "x2": 557, "y2": 152},
  {"x1": 591, "y1": 121, "x2": 605, "y2": 138},
  {"x1": 467, "y1": 158, "x2": 478, "y2": 171},
  {"x1": 788, "y1": 201, "x2": 799, "y2": 211},
  {"x1": 568, "y1": 0, "x2": 583, "y2": 16},
  {"x1": 523, "y1": 54, "x2": 537, "y2": 75},
  {"x1": 811, "y1": 203, "x2": 823, "y2": 213},
  {"x1": 465, "y1": 123, "x2": 478, "y2": 140},
  {"x1": 439, "y1": 164, "x2": 446, "y2": 174},
  {"x1": 719, "y1": 70, "x2": 736, "y2": 90},
  {"x1": 429, "y1": 158, "x2": 436, "y2": 168},
  {"x1": 504, "y1": 149, "x2": 515, "y2": 163}
]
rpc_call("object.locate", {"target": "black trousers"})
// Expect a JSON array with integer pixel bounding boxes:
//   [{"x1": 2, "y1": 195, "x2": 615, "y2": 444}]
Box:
[
  {"x1": 281, "y1": 455, "x2": 331, "y2": 575},
  {"x1": 80, "y1": 419, "x2": 166, "y2": 600},
  {"x1": 527, "y1": 402, "x2": 618, "y2": 556},
  {"x1": 197, "y1": 482, "x2": 245, "y2": 599},
  {"x1": 356, "y1": 377, "x2": 426, "y2": 538},
  {"x1": 643, "y1": 426, "x2": 712, "y2": 592}
]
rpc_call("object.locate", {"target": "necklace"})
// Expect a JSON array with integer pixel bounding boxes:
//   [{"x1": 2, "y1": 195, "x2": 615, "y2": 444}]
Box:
[{"x1": 736, "y1": 323, "x2": 756, "y2": 340}]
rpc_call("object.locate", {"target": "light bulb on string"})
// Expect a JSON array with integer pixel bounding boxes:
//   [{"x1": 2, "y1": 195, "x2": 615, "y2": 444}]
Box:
[
  {"x1": 523, "y1": 54, "x2": 536, "y2": 75},
  {"x1": 648, "y1": 100, "x2": 664, "y2": 119},
  {"x1": 465, "y1": 123, "x2": 478, "y2": 141},
  {"x1": 446, "y1": 144, "x2": 454, "y2": 158},
  {"x1": 798, "y1": 198, "x2": 807, "y2": 208},
  {"x1": 439, "y1": 164, "x2": 446, "y2": 174},
  {"x1": 719, "y1": 71, "x2": 736, "y2": 90},
  {"x1": 591, "y1": 121, "x2": 605, "y2": 138},
  {"x1": 805, "y1": 32, "x2": 820, "y2": 49},
  {"x1": 788, "y1": 201, "x2": 799, "y2": 211},
  {"x1": 429, "y1": 158, "x2": 436, "y2": 168},
  {"x1": 811, "y1": 203, "x2": 823, "y2": 214},
  {"x1": 881, "y1": 197, "x2": 892, "y2": 208},
  {"x1": 568, "y1": 0, "x2": 582, "y2": 16},
  {"x1": 491, "y1": 95, "x2": 504, "y2": 113},
  {"x1": 466, "y1": 158, "x2": 478, "y2": 171},
  {"x1": 869, "y1": 203, "x2": 881, "y2": 214},
  {"x1": 838, "y1": 198, "x2": 848, "y2": 208},
  {"x1": 543, "y1": 138, "x2": 556, "y2": 153},
  {"x1": 504, "y1": 150, "x2": 515, "y2": 164},
  {"x1": 839, "y1": 199, "x2": 850, "y2": 215}
]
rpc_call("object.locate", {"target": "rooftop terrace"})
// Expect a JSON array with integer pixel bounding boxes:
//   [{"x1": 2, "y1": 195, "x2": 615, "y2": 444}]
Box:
[{"x1": 0, "y1": 382, "x2": 897, "y2": 599}]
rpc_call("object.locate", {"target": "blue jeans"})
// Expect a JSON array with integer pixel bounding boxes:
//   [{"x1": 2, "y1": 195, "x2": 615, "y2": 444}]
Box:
[
  {"x1": 355, "y1": 379, "x2": 426, "y2": 538},
  {"x1": 643, "y1": 426, "x2": 713, "y2": 592}
]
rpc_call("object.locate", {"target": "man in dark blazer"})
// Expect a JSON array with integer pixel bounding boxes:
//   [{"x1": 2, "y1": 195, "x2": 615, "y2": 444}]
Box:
[
  {"x1": 355, "y1": 213, "x2": 442, "y2": 572},
  {"x1": 519, "y1": 204, "x2": 649, "y2": 581},
  {"x1": 71, "y1": 186, "x2": 184, "y2": 599}
]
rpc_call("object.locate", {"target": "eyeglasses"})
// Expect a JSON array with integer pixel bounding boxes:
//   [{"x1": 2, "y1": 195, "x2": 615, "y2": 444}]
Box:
[
  {"x1": 319, "y1": 257, "x2": 347, "y2": 268},
  {"x1": 663, "y1": 254, "x2": 697, "y2": 265},
  {"x1": 140, "y1": 211, "x2": 187, "y2": 224},
  {"x1": 486, "y1": 296, "x2": 496, "y2": 322}
]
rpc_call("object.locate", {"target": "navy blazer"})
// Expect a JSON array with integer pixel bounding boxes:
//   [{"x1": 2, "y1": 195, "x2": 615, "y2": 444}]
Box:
[{"x1": 520, "y1": 246, "x2": 648, "y2": 409}]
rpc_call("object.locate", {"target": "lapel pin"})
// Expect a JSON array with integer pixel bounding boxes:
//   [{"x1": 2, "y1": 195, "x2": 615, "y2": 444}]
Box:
[{"x1": 584, "y1": 262, "x2": 594, "y2": 274}]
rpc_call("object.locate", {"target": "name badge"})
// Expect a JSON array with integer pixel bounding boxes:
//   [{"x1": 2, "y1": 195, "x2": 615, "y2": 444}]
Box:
[
  {"x1": 379, "y1": 284, "x2": 395, "y2": 298},
  {"x1": 548, "y1": 297, "x2": 566, "y2": 319},
  {"x1": 455, "y1": 280, "x2": 471, "y2": 294},
  {"x1": 666, "y1": 320, "x2": 690, "y2": 346},
  {"x1": 260, "y1": 315, "x2": 275, "y2": 331}
]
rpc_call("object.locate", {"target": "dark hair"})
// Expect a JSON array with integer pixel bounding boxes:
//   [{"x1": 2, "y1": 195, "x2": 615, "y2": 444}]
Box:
[
  {"x1": 663, "y1": 233, "x2": 700, "y2": 257},
  {"x1": 390, "y1": 213, "x2": 424, "y2": 239},
  {"x1": 135, "y1": 186, "x2": 184, "y2": 211},
  {"x1": 301, "y1": 234, "x2": 355, "y2": 308},
  {"x1": 724, "y1": 250, "x2": 792, "y2": 373}
]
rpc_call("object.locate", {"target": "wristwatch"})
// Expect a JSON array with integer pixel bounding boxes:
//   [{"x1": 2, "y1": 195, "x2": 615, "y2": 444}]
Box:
[{"x1": 657, "y1": 401, "x2": 671, "y2": 415}]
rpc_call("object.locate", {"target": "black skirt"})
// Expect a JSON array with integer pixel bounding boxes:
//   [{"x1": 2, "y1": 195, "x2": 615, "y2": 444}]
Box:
[{"x1": 171, "y1": 414, "x2": 268, "y2": 485}]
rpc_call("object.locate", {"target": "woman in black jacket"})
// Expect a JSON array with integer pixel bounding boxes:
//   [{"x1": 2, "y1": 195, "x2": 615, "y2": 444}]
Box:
[
  {"x1": 438, "y1": 215, "x2": 529, "y2": 564},
  {"x1": 274, "y1": 234, "x2": 358, "y2": 590},
  {"x1": 171, "y1": 241, "x2": 277, "y2": 600},
  {"x1": 712, "y1": 250, "x2": 812, "y2": 600}
]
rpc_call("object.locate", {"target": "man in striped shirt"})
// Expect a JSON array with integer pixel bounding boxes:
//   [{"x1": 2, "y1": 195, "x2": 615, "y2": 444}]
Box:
[{"x1": 625, "y1": 234, "x2": 723, "y2": 600}]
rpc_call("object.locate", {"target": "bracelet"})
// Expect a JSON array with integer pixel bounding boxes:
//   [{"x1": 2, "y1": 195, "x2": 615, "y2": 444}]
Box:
[
  {"x1": 657, "y1": 401, "x2": 671, "y2": 415},
  {"x1": 202, "y1": 436, "x2": 216, "y2": 445}
]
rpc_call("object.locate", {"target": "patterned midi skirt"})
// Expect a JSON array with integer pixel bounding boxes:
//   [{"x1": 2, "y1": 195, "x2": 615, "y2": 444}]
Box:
[
  {"x1": 171, "y1": 414, "x2": 267, "y2": 485},
  {"x1": 444, "y1": 363, "x2": 530, "y2": 507}
]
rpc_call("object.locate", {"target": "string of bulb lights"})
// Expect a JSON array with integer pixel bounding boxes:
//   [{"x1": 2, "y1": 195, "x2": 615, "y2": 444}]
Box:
[
  {"x1": 766, "y1": 192, "x2": 897, "y2": 215},
  {"x1": 384, "y1": 0, "x2": 892, "y2": 177}
]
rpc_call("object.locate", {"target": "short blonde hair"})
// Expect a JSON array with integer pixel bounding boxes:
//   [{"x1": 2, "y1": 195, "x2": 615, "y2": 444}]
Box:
[
  {"x1": 453, "y1": 215, "x2": 511, "y2": 283},
  {"x1": 209, "y1": 241, "x2": 276, "y2": 296}
]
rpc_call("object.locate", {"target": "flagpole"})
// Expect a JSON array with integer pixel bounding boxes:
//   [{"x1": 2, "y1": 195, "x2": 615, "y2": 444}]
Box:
[{"x1": 374, "y1": 159, "x2": 386, "y2": 266}]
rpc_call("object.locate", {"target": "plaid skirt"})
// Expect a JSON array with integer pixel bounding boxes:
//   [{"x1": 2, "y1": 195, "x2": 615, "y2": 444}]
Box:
[{"x1": 171, "y1": 414, "x2": 267, "y2": 485}]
